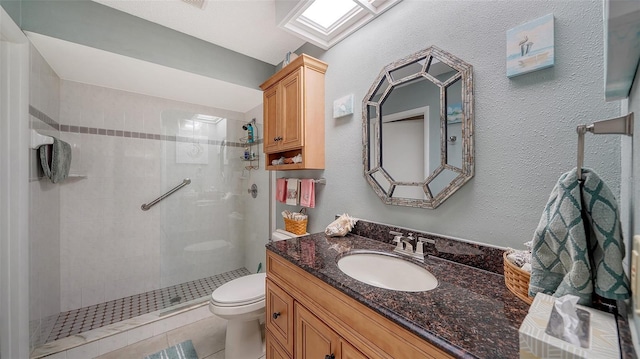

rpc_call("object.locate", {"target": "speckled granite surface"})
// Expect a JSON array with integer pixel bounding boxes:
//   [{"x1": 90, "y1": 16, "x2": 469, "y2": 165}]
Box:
[
  {"x1": 267, "y1": 232, "x2": 529, "y2": 358},
  {"x1": 267, "y1": 229, "x2": 636, "y2": 358},
  {"x1": 349, "y1": 219, "x2": 506, "y2": 274}
]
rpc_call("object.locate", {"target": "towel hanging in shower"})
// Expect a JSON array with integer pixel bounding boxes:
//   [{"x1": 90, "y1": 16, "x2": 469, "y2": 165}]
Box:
[
  {"x1": 529, "y1": 167, "x2": 630, "y2": 305},
  {"x1": 39, "y1": 137, "x2": 72, "y2": 183}
]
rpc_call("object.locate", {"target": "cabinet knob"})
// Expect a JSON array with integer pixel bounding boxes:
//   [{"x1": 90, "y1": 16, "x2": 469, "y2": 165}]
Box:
[
  {"x1": 325, "y1": 354, "x2": 335, "y2": 359},
  {"x1": 272, "y1": 312, "x2": 281, "y2": 319},
  {"x1": 273, "y1": 137, "x2": 278, "y2": 141}
]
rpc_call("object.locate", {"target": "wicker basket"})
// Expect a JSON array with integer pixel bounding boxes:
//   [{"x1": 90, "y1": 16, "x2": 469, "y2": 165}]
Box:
[
  {"x1": 284, "y1": 217, "x2": 308, "y2": 235},
  {"x1": 503, "y1": 251, "x2": 533, "y2": 305}
]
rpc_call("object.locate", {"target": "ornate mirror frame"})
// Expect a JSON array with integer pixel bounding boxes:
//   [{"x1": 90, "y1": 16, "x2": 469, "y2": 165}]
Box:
[{"x1": 362, "y1": 46, "x2": 474, "y2": 209}]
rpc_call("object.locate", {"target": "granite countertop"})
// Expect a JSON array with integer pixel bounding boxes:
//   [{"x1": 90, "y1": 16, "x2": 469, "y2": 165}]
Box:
[{"x1": 266, "y1": 232, "x2": 531, "y2": 359}]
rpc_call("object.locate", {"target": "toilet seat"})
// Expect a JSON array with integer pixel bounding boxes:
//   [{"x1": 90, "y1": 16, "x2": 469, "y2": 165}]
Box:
[{"x1": 210, "y1": 273, "x2": 266, "y2": 307}]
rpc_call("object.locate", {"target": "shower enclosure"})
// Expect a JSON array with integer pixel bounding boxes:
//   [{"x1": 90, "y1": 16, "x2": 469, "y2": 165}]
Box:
[{"x1": 30, "y1": 83, "x2": 269, "y2": 353}]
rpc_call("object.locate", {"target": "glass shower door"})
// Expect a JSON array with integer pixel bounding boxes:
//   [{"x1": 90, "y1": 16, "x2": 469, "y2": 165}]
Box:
[{"x1": 157, "y1": 109, "x2": 249, "y2": 306}]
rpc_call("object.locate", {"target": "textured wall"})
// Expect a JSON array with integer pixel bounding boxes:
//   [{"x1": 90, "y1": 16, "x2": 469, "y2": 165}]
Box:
[{"x1": 279, "y1": 0, "x2": 620, "y2": 249}]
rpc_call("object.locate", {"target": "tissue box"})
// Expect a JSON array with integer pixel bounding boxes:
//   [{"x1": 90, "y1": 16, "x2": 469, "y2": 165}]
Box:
[{"x1": 519, "y1": 293, "x2": 619, "y2": 359}]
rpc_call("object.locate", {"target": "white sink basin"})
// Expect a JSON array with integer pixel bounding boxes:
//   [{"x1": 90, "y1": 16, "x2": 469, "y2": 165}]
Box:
[{"x1": 337, "y1": 251, "x2": 438, "y2": 292}]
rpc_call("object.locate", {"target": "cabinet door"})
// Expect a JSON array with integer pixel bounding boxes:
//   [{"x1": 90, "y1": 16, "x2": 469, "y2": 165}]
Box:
[
  {"x1": 266, "y1": 330, "x2": 291, "y2": 359},
  {"x1": 280, "y1": 67, "x2": 303, "y2": 150},
  {"x1": 263, "y1": 85, "x2": 279, "y2": 153},
  {"x1": 295, "y1": 303, "x2": 340, "y2": 359},
  {"x1": 266, "y1": 279, "x2": 294, "y2": 356},
  {"x1": 341, "y1": 339, "x2": 368, "y2": 359}
]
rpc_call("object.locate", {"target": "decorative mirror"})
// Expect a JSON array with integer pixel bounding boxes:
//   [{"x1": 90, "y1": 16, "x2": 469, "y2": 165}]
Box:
[{"x1": 363, "y1": 46, "x2": 474, "y2": 209}]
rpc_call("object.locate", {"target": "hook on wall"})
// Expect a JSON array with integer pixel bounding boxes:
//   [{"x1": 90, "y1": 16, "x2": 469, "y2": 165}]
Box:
[{"x1": 30, "y1": 130, "x2": 54, "y2": 149}]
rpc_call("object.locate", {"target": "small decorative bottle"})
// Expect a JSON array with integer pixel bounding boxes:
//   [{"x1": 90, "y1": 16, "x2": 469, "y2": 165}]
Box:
[{"x1": 247, "y1": 124, "x2": 254, "y2": 143}]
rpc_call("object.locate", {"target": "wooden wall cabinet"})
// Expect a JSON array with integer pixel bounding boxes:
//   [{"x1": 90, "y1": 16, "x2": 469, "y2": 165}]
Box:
[
  {"x1": 260, "y1": 54, "x2": 328, "y2": 171},
  {"x1": 266, "y1": 250, "x2": 453, "y2": 359}
]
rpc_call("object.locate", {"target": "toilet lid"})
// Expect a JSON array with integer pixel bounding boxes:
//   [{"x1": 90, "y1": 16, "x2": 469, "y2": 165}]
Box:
[{"x1": 211, "y1": 273, "x2": 266, "y2": 306}]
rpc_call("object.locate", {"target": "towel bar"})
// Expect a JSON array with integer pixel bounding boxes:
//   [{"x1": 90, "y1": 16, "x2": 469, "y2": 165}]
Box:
[
  {"x1": 576, "y1": 112, "x2": 633, "y2": 180},
  {"x1": 141, "y1": 178, "x2": 191, "y2": 211},
  {"x1": 278, "y1": 177, "x2": 326, "y2": 185}
]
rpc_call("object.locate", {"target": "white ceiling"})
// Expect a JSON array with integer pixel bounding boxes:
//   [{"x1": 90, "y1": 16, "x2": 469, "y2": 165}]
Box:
[
  {"x1": 27, "y1": 0, "x2": 312, "y2": 113},
  {"x1": 27, "y1": 32, "x2": 264, "y2": 113},
  {"x1": 93, "y1": 0, "x2": 306, "y2": 66}
]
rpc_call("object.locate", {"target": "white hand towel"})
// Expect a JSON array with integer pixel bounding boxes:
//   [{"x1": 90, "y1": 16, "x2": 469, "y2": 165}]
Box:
[{"x1": 286, "y1": 178, "x2": 299, "y2": 206}]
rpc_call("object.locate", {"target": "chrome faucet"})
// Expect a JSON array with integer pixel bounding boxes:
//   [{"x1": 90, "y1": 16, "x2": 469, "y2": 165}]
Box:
[{"x1": 389, "y1": 231, "x2": 434, "y2": 263}]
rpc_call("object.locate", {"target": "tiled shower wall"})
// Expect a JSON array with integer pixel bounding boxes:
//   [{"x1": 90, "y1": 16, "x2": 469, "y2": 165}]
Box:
[
  {"x1": 28, "y1": 44, "x2": 62, "y2": 351},
  {"x1": 57, "y1": 80, "x2": 257, "y2": 312}
]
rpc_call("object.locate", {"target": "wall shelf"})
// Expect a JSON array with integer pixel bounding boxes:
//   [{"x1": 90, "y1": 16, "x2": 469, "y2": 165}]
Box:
[{"x1": 241, "y1": 118, "x2": 260, "y2": 170}]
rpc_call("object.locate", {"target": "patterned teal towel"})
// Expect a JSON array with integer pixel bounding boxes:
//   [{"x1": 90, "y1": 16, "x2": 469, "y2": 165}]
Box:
[
  {"x1": 144, "y1": 340, "x2": 198, "y2": 359},
  {"x1": 529, "y1": 168, "x2": 630, "y2": 305}
]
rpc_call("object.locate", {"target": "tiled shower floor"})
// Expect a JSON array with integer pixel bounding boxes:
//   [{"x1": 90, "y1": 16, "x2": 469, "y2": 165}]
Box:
[{"x1": 42, "y1": 268, "x2": 251, "y2": 345}]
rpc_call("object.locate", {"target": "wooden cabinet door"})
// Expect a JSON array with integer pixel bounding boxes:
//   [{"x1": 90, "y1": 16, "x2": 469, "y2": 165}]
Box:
[
  {"x1": 263, "y1": 85, "x2": 279, "y2": 153},
  {"x1": 266, "y1": 279, "x2": 294, "y2": 356},
  {"x1": 266, "y1": 330, "x2": 291, "y2": 359},
  {"x1": 341, "y1": 339, "x2": 368, "y2": 359},
  {"x1": 295, "y1": 303, "x2": 340, "y2": 359},
  {"x1": 279, "y1": 67, "x2": 303, "y2": 150}
]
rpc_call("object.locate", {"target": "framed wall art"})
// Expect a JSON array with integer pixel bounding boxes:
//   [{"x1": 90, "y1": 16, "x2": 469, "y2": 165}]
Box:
[{"x1": 507, "y1": 14, "x2": 555, "y2": 78}]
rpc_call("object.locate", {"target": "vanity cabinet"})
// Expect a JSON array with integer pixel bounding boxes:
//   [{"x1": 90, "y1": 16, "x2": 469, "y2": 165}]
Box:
[
  {"x1": 266, "y1": 279, "x2": 294, "y2": 356},
  {"x1": 266, "y1": 331, "x2": 290, "y2": 359},
  {"x1": 259, "y1": 54, "x2": 327, "y2": 171},
  {"x1": 296, "y1": 303, "x2": 368, "y2": 359},
  {"x1": 266, "y1": 250, "x2": 453, "y2": 359}
]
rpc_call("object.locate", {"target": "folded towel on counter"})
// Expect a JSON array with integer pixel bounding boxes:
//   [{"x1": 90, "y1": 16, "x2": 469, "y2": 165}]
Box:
[
  {"x1": 506, "y1": 249, "x2": 531, "y2": 268},
  {"x1": 285, "y1": 178, "x2": 299, "y2": 206},
  {"x1": 299, "y1": 179, "x2": 315, "y2": 208},
  {"x1": 529, "y1": 168, "x2": 630, "y2": 305},
  {"x1": 39, "y1": 137, "x2": 72, "y2": 183},
  {"x1": 276, "y1": 178, "x2": 287, "y2": 203}
]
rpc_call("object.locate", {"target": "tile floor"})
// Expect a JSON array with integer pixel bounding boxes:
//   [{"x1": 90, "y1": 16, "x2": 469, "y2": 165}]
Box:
[
  {"x1": 93, "y1": 315, "x2": 266, "y2": 359},
  {"x1": 43, "y1": 268, "x2": 250, "y2": 345}
]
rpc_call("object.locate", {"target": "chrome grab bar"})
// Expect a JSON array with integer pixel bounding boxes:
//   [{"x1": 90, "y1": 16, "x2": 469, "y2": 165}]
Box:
[{"x1": 141, "y1": 178, "x2": 191, "y2": 211}]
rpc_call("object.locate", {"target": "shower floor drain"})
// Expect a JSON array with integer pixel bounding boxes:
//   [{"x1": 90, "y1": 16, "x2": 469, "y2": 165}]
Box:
[{"x1": 170, "y1": 296, "x2": 182, "y2": 304}]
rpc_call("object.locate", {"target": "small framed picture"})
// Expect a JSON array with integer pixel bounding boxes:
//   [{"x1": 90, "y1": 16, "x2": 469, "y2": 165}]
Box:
[
  {"x1": 507, "y1": 14, "x2": 555, "y2": 78},
  {"x1": 333, "y1": 94, "x2": 354, "y2": 118}
]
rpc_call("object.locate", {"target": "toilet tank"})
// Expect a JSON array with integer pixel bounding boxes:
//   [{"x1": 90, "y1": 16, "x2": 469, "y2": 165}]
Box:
[{"x1": 271, "y1": 229, "x2": 307, "y2": 241}]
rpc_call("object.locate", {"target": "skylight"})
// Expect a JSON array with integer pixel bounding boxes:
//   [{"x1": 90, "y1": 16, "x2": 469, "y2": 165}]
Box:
[
  {"x1": 280, "y1": 0, "x2": 402, "y2": 50},
  {"x1": 300, "y1": 0, "x2": 359, "y2": 31}
]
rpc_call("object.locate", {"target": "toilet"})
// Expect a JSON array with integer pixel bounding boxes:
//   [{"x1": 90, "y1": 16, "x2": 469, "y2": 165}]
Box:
[{"x1": 209, "y1": 229, "x2": 306, "y2": 359}]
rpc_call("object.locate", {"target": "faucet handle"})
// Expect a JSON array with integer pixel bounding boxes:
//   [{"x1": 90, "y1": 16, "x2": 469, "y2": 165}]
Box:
[
  {"x1": 390, "y1": 231, "x2": 404, "y2": 250},
  {"x1": 418, "y1": 236, "x2": 435, "y2": 245},
  {"x1": 390, "y1": 230, "x2": 403, "y2": 243},
  {"x1": 416, "y1": 237, "x2": 435, "y2": 256}
]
